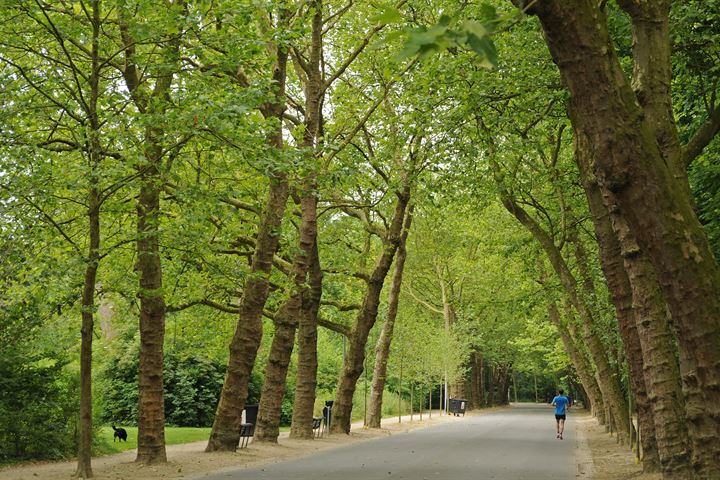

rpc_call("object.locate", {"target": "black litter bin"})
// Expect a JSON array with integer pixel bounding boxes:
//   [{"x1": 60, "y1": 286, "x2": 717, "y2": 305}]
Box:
[
  {"x1": 448, "y1": 398, "x2": 467, "y2": 416},
  {"x1": 243, "y1": 404, "x2": 259, "y2": 425},
  {"x1": 323, "y1": 400, "x2": 334, "y2": 429}
]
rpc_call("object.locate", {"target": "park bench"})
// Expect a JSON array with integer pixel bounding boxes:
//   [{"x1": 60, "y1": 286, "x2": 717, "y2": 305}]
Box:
[
  {"x1": 238, "y1": 423, "x2": 254, "y2": 449},
  {"x1": 312, "y1": 416, "x2": 324, "y2": 438}
]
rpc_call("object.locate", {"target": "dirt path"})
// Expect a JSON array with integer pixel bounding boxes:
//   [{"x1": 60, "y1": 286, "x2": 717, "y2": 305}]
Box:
[
  {"x1": 574, "y1": 413, "x2": 662, "y2": 480},
  {"x1": 0, "y1": 410, "x2": 477, "y2": 480}
]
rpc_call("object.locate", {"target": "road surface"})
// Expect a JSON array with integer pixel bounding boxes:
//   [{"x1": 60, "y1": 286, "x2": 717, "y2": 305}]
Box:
[{"x1": 203, "y1": 404, "x2": 575, "y2": 480}]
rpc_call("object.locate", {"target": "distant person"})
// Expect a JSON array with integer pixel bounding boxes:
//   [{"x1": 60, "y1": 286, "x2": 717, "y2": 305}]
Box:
[{"x1": 550, "y1": 389, "x2": 570, "y2": 439}]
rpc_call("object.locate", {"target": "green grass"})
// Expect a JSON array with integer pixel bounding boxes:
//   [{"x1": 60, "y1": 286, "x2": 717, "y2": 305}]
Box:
[
  {"x1": 96, "y1": 425, "x2": 290, "y2": 455},
  {"x1": 96, "y1": 427, "x2": 212, "y2": 455}
]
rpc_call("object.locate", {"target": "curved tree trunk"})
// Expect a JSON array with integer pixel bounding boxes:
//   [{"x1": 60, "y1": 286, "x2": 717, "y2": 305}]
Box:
[
  {"x1": 524, "y1": 2, "x2": 720, "y2": 475},
  {"x1": 331, "y1": 186, "x2": 410, "y2": 434},
  {"x1": 366, "y1": 207, "x2": 412, "y2": 428},
  {"x1": 206, "y1": 41, "x2": 289, "y2": 453},
  {"x1": 206, "y1": 173, "x2": 289, "y2": 451},
  {"x1": 256, "y1": 193, "x2": 319, "y2": 442},
  {"x1": 548, "y1": 304, "x2": 605, "y2": 423},
  {"x1": 491, "y1": 159, "x2": 631, "y2": 439},
  {"x1": 575, "y1": 175, "x2": 660, "y2": 471}
]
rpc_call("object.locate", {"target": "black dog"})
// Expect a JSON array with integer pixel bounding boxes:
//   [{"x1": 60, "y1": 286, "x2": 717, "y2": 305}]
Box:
[{"x1": 112, "y1": 425, "x2": 128, "y2": 442}]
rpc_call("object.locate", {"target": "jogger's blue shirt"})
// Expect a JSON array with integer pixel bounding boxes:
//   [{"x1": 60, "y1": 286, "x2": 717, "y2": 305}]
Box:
[{"x1": 552, "y1": 395, "x2": 569, "y2": 415}]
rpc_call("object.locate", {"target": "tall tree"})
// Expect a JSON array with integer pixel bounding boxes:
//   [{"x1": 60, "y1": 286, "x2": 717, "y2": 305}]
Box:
[
  {"x1": 206, "y1": 7, "x2": 291, "y2": 451},
  {"x1": 366, "y1": 206, "x2": 412, "y2": 427},
  {"x1": 515, "y1": 1, "x2": 720, "y2": 474}
]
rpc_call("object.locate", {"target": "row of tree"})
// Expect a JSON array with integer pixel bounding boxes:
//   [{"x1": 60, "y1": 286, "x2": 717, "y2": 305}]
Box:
[{"x1": 2, "y1": 1, "x2": 719, "y2": 480}]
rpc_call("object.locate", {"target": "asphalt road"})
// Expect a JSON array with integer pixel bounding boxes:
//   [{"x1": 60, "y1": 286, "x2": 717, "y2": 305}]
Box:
[{"x1": 204, "y1": 403, "x2": 575, "y2": 480}]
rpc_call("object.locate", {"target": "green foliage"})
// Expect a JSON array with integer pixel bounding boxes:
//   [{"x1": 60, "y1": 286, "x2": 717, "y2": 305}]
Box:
[
  {"x1": 0, "y1": 352, "x2": 78, "y2": 463},
  {"x1": 690, "y1": 146, "x2": 720, "y2": 259},
  {"x1": 397, "y1": 7, "x2": 499, "y2": 67},
  {"x1": 98, "y1": 349, "x2": 230, "y2": 428}
]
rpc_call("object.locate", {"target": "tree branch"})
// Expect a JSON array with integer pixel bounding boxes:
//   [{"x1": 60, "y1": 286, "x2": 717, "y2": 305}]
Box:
[{"x1": 682, "y1": 106, "x2": 720, "y2": 168}]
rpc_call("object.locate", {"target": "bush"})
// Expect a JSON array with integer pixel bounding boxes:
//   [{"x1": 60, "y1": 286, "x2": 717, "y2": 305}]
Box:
[
  {"x1": 99, "y1": 349, "x2": 262, "y2": 427},
  {"x1": 0, "y1": 354, "x2": 78, "y2": 462}
]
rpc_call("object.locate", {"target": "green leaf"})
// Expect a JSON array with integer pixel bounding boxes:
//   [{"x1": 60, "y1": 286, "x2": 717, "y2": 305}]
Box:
[{"x1": 373, "y1": 5, "x2": 403, "y2": 24}]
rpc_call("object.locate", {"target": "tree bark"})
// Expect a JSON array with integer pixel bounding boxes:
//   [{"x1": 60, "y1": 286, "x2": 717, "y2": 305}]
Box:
[
  {"x1": 523, "y1": 2, "x2": 720, "y2": 474},
  {"x1": 253, "y1": 304, "x2": 297, "y2": 443},
  {"x1": 206, "y1": 44, "x2": 290, "y2": 451},
  {"x1": 572, "y1": 198, "x2": 660, "y2": 470},
  {"x1": 256, "y1": 189, "x2": 320, "y2": 442},
  {"x1": 135, "y1": 149, "x2": 167, "y2": 464},
  {"x1": 289, "y1": 239, "x2": 322, "y2": 439},
  {"x1": 366, "y1": 207, "x2": 413, "y2": 428},
  {"x1": 286, "y1": 0, "x2": 324, "y2": 437},
  {"x1": 331, "y1": 186, "x2": 410, "y2": 434},
  {"x1": 576, "y1": 129, "x2": 690, "y2": 476}
]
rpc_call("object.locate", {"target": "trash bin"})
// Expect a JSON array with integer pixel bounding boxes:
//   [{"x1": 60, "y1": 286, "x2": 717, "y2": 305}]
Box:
[
  {"x1": 243, "y1": 404, "x2": 259, "y2": 425},
  {"x1": 448, "y1": 398, "x2": 467, "y2": 416},
  {"x1": 323, "y1": 400, "x2": 334, "y2": 429}
]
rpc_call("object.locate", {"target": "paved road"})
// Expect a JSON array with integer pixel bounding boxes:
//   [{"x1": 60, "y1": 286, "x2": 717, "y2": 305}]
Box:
[{"x1": 204, "y1": 404, "x2": 575, "y2": 480}]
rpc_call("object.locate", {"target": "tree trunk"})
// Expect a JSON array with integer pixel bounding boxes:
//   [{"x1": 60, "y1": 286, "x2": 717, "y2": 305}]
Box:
[
  {"x1": 576, "y1": 129, "x2": 690, "y2": 476},
  {"x1": 290, "y1": 239, "x2": 322, "y2": 438},
  {"x1": 574, "y1": 174, "x2": 661, "y2": 471},
  {"x1": 366, "y1": 207, "x2": 412, "y2": 428},
  {"x1": 548, "y1": 304, "x2": 605, "y2": 422},
  {"x1": 253, "y1": 304, "x2": 297, "y2": 443},
  {"x1": 331, "y1": 186, "x2": 410, "y2": 434},
  {"x1": 525, "y1": 2, "x2": 720, "y2": 474},
  {"x1": 76, "y1": 201, "x2": 99, "y2": 478},
  {"x1": 206, "y1": 174, "x2": 289, "y2": 451},
  {"x1": 76, "y1": 2, "x2": 101, "y2": 476},
  {"x1": 135, "y1": 157, "x2": 167, "y2": 464},
  {"x1": 206, "y1": 44, "x2": 289, "y2": 453},
  {"x1": 256, "y1": 189, "x2": 319, "y2": 442},
  {"x1": 493, "y1": 167, "x2": 630, "y2": 439}
]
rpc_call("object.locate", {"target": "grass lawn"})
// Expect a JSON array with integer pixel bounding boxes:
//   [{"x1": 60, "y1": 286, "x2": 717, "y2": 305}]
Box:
[
  {"x1": 96, "y1": 427, "x2": 212, "y2": 455},
  {"x1": 96, "y1": 425, "x2": 290, "y2": 455}
]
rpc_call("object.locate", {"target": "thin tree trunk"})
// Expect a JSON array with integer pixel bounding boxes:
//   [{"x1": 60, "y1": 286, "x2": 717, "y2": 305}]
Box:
[
  {"x1": 206, "y1": 43, "x2": 290, "y2": 453},
  {"x1": 492, "y1": 164, "x2": 630, "y2": 438},
  {"x1": 331, "y1": 186, "x2": 410, "y2": 434},
  {"x1": 524, "y1": 3, "x2": 720, "y2": 474},
  {"x1": 366, "y1": 207, "x2": 412, "y2": 428},
  {"x1": 410, "y1": 382, "x2": 414, "y2": 421},
  {"x1": 557, "y1": 307, "x2": 606, "y2": 425},
  {"x1": 76, "y1": 2, "x2": 101, "y2": 476}
]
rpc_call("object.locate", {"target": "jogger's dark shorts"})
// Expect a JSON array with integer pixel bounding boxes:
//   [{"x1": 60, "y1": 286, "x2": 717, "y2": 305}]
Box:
[{"x1": 555, "y1": 414, "x2": 566, "y2": 421}]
